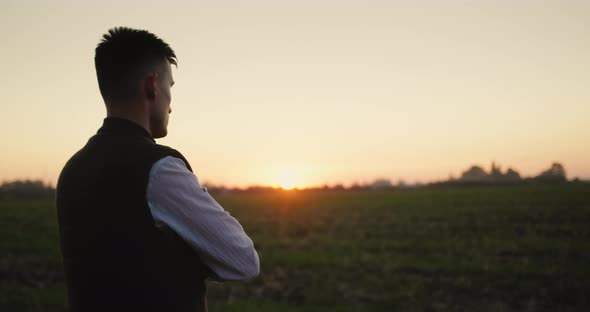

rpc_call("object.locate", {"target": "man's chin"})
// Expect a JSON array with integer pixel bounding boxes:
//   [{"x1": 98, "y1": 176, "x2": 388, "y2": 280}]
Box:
[{"x1": 152, "y1": 128, "x2": 168, "y2": 139}]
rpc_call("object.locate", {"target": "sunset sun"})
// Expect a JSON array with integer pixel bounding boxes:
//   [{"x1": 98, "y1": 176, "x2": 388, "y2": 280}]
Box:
[
  {"x1": 280, "y1": 181, "x2": 296, "y2": 190},
  {"x1": 275, "y1": 167, "x2": 302, "y2": 190}
]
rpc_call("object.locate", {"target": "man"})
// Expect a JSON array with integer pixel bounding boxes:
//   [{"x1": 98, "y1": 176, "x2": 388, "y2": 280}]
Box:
[{"x1": 56, "y1": 27, "x2": 259, "y2": 312}]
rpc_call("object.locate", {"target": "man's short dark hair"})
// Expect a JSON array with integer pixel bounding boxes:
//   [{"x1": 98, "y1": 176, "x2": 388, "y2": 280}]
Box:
[{"x1": 95, "y1": 27, "x2": 177, "y2": 101}]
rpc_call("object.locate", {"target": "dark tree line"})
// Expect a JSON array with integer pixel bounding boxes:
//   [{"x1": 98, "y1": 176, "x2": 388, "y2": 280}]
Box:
[
  {"x1": 0, "y1": 180, "x2": 55, "y2": 199},
  {"x1": 0, "y1": 162, "x2": 578, "y2": 199},
  {"x1": 446, "y1": 162, "x2": 570, "y2": 186}
]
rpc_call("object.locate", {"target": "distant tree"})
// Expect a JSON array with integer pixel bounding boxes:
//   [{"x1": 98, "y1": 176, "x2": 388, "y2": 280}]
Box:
[
  {"x1": 536, "y1": 162, "x2": 567, "y2": 182},
  {"x1": 349, "y1": 183, "x2": 367, "y2": 191},
  {"x1": 490, "y1": 162, "x2": 503, "y2": 179},
  {"x1": 371, "y1": 179, "x2": 393, "y2": 189},
  {"x1": 458, "y1": 162, "x2": 522, "y2": 184},
  {"x1": 244, "y1": 185, "x2": 278, "y2": 193},
  {"x1": 332, "y1": 184, "x2": 345, "y2": 191},
  {"x1": 504, "y1": 168, "x2": 521, "y2": 181},
  {"x1": 460, "y1": 165, "x2": 489, "y2": 182}
]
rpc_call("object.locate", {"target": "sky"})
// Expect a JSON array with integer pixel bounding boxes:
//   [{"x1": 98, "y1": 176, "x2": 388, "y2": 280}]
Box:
[{"x1": 1, "y1": 0, "x2": 589, "y2": 188}]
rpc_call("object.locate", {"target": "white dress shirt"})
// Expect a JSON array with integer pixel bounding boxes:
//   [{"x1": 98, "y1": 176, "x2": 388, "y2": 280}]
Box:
[{"x1": 146, "y1": 156, "x2": 260, "y2": 282}]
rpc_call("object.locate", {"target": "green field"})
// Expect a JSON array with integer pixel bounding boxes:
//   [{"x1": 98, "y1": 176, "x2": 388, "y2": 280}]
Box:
[{"x1": 1, "y1": 184, "x2": 589, "y2": 311}]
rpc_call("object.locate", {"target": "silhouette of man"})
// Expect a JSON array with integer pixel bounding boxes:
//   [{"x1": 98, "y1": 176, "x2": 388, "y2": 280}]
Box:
[{"x1": 56, "y1": 27, "x2": 259, "y2": 312}]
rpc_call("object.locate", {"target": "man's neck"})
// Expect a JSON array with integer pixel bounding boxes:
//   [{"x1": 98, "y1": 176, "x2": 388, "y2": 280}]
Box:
[{"x1": 106, "y1": 106, "x2": 151, "y2": 137}]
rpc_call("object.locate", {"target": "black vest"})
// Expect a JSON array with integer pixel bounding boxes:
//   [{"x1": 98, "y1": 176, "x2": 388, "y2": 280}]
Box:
[{"x1": 56, "y1": 118, "x2": 209, "y2": 312}]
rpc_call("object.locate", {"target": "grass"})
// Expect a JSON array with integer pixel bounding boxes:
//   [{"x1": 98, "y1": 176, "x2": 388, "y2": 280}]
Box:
[{"x1": 1, "y1": 184, "x2": 589, "y2": 311}]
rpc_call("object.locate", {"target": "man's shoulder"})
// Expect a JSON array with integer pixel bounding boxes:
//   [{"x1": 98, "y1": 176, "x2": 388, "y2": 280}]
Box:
[
  {"x1": 149, "y1": 143, "x2": 184, "y2": 161},
  {"x1": 60, "y1": 138, "x2": 190, "y2": 177},
  {"x1": 150, "y1": 143, "x2": 193, "y2": 172}
]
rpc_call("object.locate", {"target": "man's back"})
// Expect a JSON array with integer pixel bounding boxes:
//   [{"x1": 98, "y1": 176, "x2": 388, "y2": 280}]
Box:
[
  {"x1": 57, "y1": 118, "x2": 209, "y2": 312},
  {"x1": 57, "y1": 27, "x2": 258, "y2": 311}
]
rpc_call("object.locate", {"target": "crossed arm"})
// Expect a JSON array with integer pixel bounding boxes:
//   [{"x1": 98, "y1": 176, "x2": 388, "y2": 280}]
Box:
[{"x1": 146, "y1": 156, "x2": 260, "y2": 281}]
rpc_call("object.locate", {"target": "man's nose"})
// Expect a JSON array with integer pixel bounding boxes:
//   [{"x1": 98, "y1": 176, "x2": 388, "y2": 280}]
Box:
[{"x1": 169, "y1": 107, "x2": 172, "y2": 114}]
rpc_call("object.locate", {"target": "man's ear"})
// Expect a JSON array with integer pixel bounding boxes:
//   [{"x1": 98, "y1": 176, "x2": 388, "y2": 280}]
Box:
[{"x1": 145, "y1": 73, "x2": 158, "y2": 99}]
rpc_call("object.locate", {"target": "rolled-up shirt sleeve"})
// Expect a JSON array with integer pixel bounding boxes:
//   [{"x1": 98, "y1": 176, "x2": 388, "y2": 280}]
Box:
[{"x1": 146, "y1": 156, "x2": 260, "y2": 282}]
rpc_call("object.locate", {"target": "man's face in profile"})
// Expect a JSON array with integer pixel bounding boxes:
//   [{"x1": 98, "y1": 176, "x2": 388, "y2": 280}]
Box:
[{"x1": 150, "y1": 60, "x2": 174, "y2": 138}]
